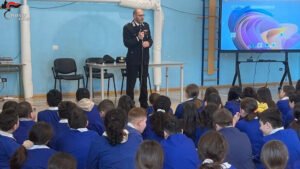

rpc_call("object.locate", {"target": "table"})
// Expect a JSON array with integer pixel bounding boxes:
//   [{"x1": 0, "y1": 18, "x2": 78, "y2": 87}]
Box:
[
  {"x1": 0, "y1": 63, "x2": 24, "y2": 97},
  {"x1": 87, "y1": 62, "x2": 184, "y2": 102}
]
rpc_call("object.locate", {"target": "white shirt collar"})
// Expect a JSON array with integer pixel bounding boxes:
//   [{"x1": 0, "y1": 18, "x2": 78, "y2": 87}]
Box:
[
  {"x1": 270, "y1": 127, "x2": 284, "y2": 135},
  {"x1": 48, "y1": 107, "x2": 58, "y2": 111},
  {"x1": 28, "y1": 145, "x2": 50, "y2": 150},
  {"x1": 127, "y1": 122, "x2": 136, "y2": 129},
  {"x1": 59, "y1": 119, "x2": 68, "y2": 123},
  {"x1": 203, "y1": 159, "x2": 232, "y2": 169},
  {"x1": 19, "y1": 118, "x2": 33, "y2": 121},
  {"x1": 281, "y1": 96, "x2": 289, "y2": 100},
  {"x1": 103, "y1": 129, "x2": 129, "y2": 144},
  {"x1": 0, "y1": 130, "x2": 14, "y2": 139},
  {"x1": 74, "y1": 128, "x2": 88, "y2": 132}
]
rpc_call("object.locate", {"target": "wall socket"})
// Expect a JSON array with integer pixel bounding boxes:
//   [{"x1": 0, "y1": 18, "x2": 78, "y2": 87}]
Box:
[{"x1": 1, "y1": 78, "x2": 7, "y2": 82}]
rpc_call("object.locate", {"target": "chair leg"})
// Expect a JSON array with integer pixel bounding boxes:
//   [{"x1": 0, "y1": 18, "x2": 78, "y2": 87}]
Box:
[
  {"x1": 82, "y1": 78, "x2": 85, "y2": 88},
  {"x1": 112, "y1": 76, "x2": 117, "y2": 97},
  {"x1": 148, "y1": 75, "x2": 152, "y2": 93},
  {"x1": 78, "y1": 79, "x2": 80, "y2": 89},
  {"x1": 54, "y1": 79, "x2": 57, "y2": 89},
  {"x1": 86, "y1": 77, "x2": 89, "y2": 88},
  {"x1": 121, "y1": 76, "x2": 124, "y2": 95},
  {"x1": 59, "y1": 79, "x2": 62, "y2": 92},
  {"x1": 107, "y1": 78, "x2": 110, "y2": 97}
]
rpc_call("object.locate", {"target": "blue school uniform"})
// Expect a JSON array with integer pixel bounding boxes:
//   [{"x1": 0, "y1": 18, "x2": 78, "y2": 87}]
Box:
[
  {"x1": 277, "y1": 98, "x2": 293, "y2": 128},
  {"x1": 146, "y1": 106, "x2": 154, "y2": 116},
  {"x1": 236, "y1": 118, "x2": 264, "y2": 160},
  {"x1": 21, "y1": 145, "x2": 56, "y2": 169},
  {"x1": 49, "y1": 119, "x2": 70, "y2": 149},
  {"x1": 37, "y1": 107, "x2": 60, "y2": 127},
  {"x1": 219, "y1": 127, "x2": 255, "y2": 169},
  {"x1": 224, "y1": 100, "x2": 240, "y2": 116},
  {"x1": 175, "y1": 98, "x2": 204, "y2": 119},
  {"x1": 0, "y1": 131, "x2": 20, "y2": 169},
  {"x1": 87, "y1": 130, "x2": 142, "y2": 169},
  {"x1": 85, "y1": 105, "x2": 105, "y2": 136},
  {"x1": 126, "y1": 123, "x2": 143, "y2": 142},
  {"x1": 142, "y1": 116, "x2": 164, "y2": 142},
  {"x1": 263, "y1": 128, "x2": 300, "y2": 169},
  {"x1": 56, "y1": 128, "x2": 98, "y2": 169},
  {"x1": 194, "y1": 127, "x2": 211, "y2": 146},
  {"x1": 13, "y1": 118, "x2": 36, "y2": 144},
  {"x1": 161, "y1": 133, "x2": 200, "y2": 169}
]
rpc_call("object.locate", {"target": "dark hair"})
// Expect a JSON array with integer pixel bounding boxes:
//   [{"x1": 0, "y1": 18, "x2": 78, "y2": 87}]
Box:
[
  {"x1": 68, "y1": 107, "x2": 87, "y2": 129},
  {"x1": 261, "y1": 140, "x2": 288, "y2": 169},
  {"x1": 199, "y1": 103, "x2": 219, "y2": 129},
  {"x1": 2, "y1": 101, "x2": 18, "y2": 111},
  {"x1": 206, "y1": 93, "x2": 222, "y2": 107},
  {"x1": 213, "y1": 108, "x2": 233, "y2": 128},
  {"x1": 76, "y1": 88, "x2": 90, "y2": 101},
  {"x1": 58, "y1": 101, "x2": 77, "y2": 119},
  {"x1": 259, "y1": 108, "x2": 283, "y2": 129},
  {"x1": 10, "y1": 122, "x2": 53, "y2": 169},
  {"x1": 242, "y1": 87, "x2": 257, "y2": 99},
  {"x1": 48, "y1": 152, "x2": 77, "y2": 169},
  {"x1": 289, "y1": 103, "x2": 300, "y2": 138},
  {"x1": 128, "y1": 107, "x2": 147, "y2": 122},
  {"x1": 204, "y1": 87, "x2": 219, "y2": 101},
  {"x1": 98, "y1": 99, "x2": 115, "y2": 113},
  {"x1": 0, "y1": 109, "x2": 18, "y2": 131},
  {"x1": 282, "y1": 85, "x2": 295, "y2": 97},
  {"x1": 198, "y1": 131, "x2": 228, "y2": 169},
  {"x1": 149, "y1": 93, "x2": 160, "y2": 105},
  {"x1": 227, "y1": 86, "x2": 242, "y2": 101},
  {"x1": 105, "y1": 108, "x2": 127, "y2": 145},
  {"x1": 135, "y1": 140, "x2": 164, "y2": 169},
  {"x1": 186, "y1": 84, "x2": 200, "y2": 98},
  {"x1": 182, "y1": 101, "x2": 200, "y2": 140},
  {"x1": 150, "y1": 96, "x2": 172, "y2": 137},
  {"x1": 117, "y1": 95, "x2": 135, "y2": 114},
  {"x1": 47, "y1": 89, "x2": 62, "y2": 107},
  {"x1": 163, "y1": 115, "x2": 181, "y2": 135},
  {"x1": 15, "y1": 101, "x2": 33, "y2": 118},
  {"x1": 296, "y1": 80, "x2": 300, "y2": 93},
  {"x1": 241, "y1": 97, "x2": 258, "y2": 121},
  {"x1": 257, "y1": 87, "x2": 276, "y2": 108},
  {"x1": 289, "y1": 93, "x2": 300, "y2": 104}
]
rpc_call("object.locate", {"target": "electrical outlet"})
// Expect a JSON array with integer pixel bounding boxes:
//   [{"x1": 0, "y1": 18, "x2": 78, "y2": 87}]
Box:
[{"x1": 1, "y1": 78, "x2": 7, "y2": 82}]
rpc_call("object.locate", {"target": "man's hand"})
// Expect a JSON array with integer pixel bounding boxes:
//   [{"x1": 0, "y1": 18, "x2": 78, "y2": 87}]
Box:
[
  {"x1": 142, "y1": 41, "x2": 150, "y2": 48},
  {"x1": 138, "y1": 31, "x2": 144, "y2": 40}
]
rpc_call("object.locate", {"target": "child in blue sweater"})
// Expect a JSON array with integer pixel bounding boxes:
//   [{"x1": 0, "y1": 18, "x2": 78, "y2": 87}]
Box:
[
  {"x1": 146, "y1": 93, "x2": 160, "y2": 116},
  {"x1": 127, "y1": 107, "x2": 147, "y2": 141},
  {"x1": 10, "y1": 122, "x2": 56, "y2": 169},
  {"x1": 0, "y1": 109, "x2": 20, "y2": 169},
  {"x1": 87, "y1": 108, "x2": 142, "y2": 169},
  {"x1": 161, "y1": 115, "x2": 200, "y2": 169},
  {"x1": 37, "y1": 89, "x2": 62, "y2": 127},
  {"x1": 136, "y1": 140, "x2": 164, "y2": 169},
  {"x1": 2, "y1": 100, "x2": 18, "y2": 112},
  {"x1": 259, "y1": 108, "x2": 300, "y2": 169},
  {"x1": 48, "y1": 152, "x2": 77, "y2": 169},
  {"x1": 56, "y1": 107, "x2": 99, "y2": 169},
  {"x1": 13, "y1": 101, "x2": 36, "y2": 144},
  {"x1": 224, "y1": 86, "x2": 241, "y2": 116},
  {"x1": 277, "y1": 85, "x2": 295, "y2": 127},
  {"x1": 198, "y1": 131, "x2": 236, "y2": 169}
]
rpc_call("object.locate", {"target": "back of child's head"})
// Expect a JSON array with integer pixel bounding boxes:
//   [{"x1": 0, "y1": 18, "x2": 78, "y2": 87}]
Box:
[
  {"x1": 76, "y1": 88, "x2": 90, "y2": 101},
  {"x1": 128, "y1": 107, "x2": 147, "y2": 123},
  {"x1": 206, "y1": 93, "x2": 222, "y2": 107},
  {"x1": 282, "y1": 85, "x2": 295, "y2": 98},
  {"x1": 0, "y1": 109, "x2": 18, "y2": 131},
  {"x1": 2, "y1": 101, "x2": 18, "y2": 112},
  {"x1": 149, "y1": 93, "x2": 160, "y2": 105},
  {"x1": 58, "y1": 101, "x2": 77, "y2": 119},
  {"x1": 185, "y1": 84, "x2": 200, "y2": 99},
  {"x1": 259, "y1": 108, "x2": 283, "y2": 129},
  {"x1": 15, "y1": 101, "x2": 33, "y2": 118},
  {"x1": 198, "y1": 131, "x2": 228, "y2": 169},
  {"x1": 204, "y1": 87, "x2": 219, "y2": 101},
  {"x1": 98, "y1": 99, "x2": 115, "y2": 113},
  {"x1": 242, "y1": 87, "x2": 257, "y2": 99},
  {"x1": 241, "y1": 97, "x2": 258, "y2": 121},
  {"x1": 68, "y1": 107, "x2": 87, "y2": 129},
  {"x1": 47, "y1": 89, "x2": 62, "y2": 107},
  {"x1": 289, "y1": 93, "x2": 300, "y2": 104},
  {"x1": 182, "y1": 101, "x2": 200, "y2": 140},
  {"x1": 117, "y1": 95, "x2": 135, "y2": 114},
  {"x1": 261, "y1": 140, "x2": 288, "y2": 169},
  {"x1": 135, "y1": 140, "x2": 164, "y2": 169},
  {"x1": 48, "y1": 152, "x2": 77, "y2": 169},
  {"x1": 257, "y1": 87, "x2": 275, "y2": 107},
  {"x1": 227, "y1": 86, "x2": 242, "y2": 101},
  {"x1": 104, "y1": 108, "x2": 127, "y2": 145},
  {"x1": 10, "y1": 122, "x2": 53, "y2": 169},
  {"x1": 153, "y1": 95, "x2": 171, "y2": 113},
  {"x1": 163, "y1": 115, "x2": 181, "y2": 136},
  {"x1": 199, "y1": 103, "x2": 219, "y2": 129},
  {"x1": 213, "y1": 108, "x2": 233, "y2": 128}
]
